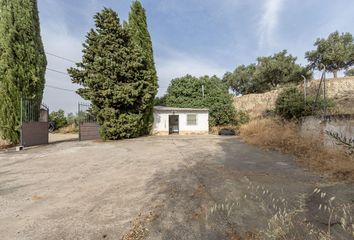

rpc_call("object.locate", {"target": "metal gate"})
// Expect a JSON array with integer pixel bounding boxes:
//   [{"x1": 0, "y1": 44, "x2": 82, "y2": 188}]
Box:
[
  {"x1": 78, "y1": 103, "x2": 100, "y2": 141},
  {"x1": 20, "y1": 97, "x2": 49, "y2": 147}
]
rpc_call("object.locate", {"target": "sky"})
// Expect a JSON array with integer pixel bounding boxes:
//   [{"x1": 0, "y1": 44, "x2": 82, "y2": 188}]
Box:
[{"x1": 38, "y1": 0, "x2": 354, "y2": 113}]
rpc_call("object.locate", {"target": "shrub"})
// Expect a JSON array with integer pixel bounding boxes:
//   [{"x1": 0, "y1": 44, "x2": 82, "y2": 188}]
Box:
[
  {"x1": 66, "y1": 113, "x2": 78, "y2": 127},
  {"x1": 234, "y1": 110, "x2": 250, "y2": 125},
  {"x1": 276, "y1": 87, "x2": 335, "y2": 120},
  {"x1": 154, "y1": 96, "x2": 167, "y2": 106},
  {"x1": 49, "y1": 109, "x2": 67, "y2": 130},
  {"x1": 275, "y1": 87, "x2": 311, "y2": 120}
]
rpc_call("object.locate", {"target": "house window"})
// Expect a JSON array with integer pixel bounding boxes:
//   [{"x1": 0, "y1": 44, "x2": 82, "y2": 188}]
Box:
[{"x1": 187, "y1": 114, "x2": 197, "y2": 125}]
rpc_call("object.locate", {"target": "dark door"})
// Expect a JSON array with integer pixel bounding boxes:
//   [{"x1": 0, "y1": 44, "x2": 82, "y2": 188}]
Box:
[{"x1": 169, "y1": 115, "x2": 179, "y2": 134}]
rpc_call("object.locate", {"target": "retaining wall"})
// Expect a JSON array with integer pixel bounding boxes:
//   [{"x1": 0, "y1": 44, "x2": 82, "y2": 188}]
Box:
[{"x1": 233, "y1": 77, "x2": 354, "y2": 118}]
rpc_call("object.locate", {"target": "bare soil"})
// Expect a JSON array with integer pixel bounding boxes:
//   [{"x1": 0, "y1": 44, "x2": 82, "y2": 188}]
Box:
[
  {"x1": 49, "y1": 133, "x2": 78, "y2": 143},
  {"x1": 0, "y1": 136, "x2": 353, "y2": 239}
]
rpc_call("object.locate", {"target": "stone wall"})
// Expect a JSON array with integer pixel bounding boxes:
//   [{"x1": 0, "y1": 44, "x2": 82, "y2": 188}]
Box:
[
  {"x1": 233, "y1": 77, "x2": 354, "y2": 118},
  {"x1": 301, "y1": 116, "x2": 354, "y2": 148},
  {"x1": 233, "y1": 90, "x2": 278, "y2": 118}
]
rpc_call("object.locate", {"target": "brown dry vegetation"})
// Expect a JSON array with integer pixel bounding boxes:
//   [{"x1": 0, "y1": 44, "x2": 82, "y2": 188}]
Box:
[
  {"x1": 0, "y1": 138, "x2": 14, "y2": 149},
  {"x1": 56, "y1": 123, "x2": 78, "y2": 134},
  {"x1": 239, "y1": 118, "x2": 354, "y2": 181},
  {"x1": 121, "y1": 212, "x2": 158, "y2": 240}
]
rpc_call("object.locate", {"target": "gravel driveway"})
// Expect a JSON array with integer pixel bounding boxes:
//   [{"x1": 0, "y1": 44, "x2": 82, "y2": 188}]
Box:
[{"x1": 0, "y1": 136, "x2": 353, "y2": 239}]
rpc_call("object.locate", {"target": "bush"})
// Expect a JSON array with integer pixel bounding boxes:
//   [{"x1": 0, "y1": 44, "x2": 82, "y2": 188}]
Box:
[
  {"x1": 154, "y1": 96, "x2": 167, "y2": 106},
  {"x1": 49, "y1": 109, "x2": 67, "y2": 130},
  {"x1": 275, "y1": 87, "x2": 310, "y2": 120},
  {"x1": 276, "y1": 87, "x2": 335, "y2": 120},
  {"x1": 234, "y1": 110, "x2": 250, "y2": 125},
  {"x1": 66, "y1": 113, "x2": 78, "y2": 127}
]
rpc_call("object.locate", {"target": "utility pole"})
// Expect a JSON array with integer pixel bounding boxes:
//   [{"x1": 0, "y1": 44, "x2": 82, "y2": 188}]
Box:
[{"x1": 202, "y1": 85, "x2": 205, "y2": 97}]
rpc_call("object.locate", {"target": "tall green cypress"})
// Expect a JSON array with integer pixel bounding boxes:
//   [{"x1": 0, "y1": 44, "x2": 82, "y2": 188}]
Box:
[
  {"x1": 0, "y1": 0, "x2": 47, "y2": 143},
  {"x1": 128, "y1": 0, "x2": 158, "y2": 134},
  {"x1": 68, "y1": 8, "x2": 155, "y2": 140}
]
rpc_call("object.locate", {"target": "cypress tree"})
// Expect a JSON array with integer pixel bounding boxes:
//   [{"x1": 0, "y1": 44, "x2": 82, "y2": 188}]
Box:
[
  {"x1": 68, "y1": 8, "x2": 155, "y2": 140},
  {"x1": 0, "y1": 0, "x2": 47, "y2": 143},
  {"x1": 128, "y1": 0, "x2": 158, "y2": 134}
]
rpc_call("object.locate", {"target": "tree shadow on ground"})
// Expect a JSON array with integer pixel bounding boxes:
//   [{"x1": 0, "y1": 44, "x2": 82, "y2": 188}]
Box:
[
  {"x1": 139, "y1": 137, "x2": 354, "y2": 240},
  {"x1": 143, "y1": 161, "x2": 257, "y2": 240}
]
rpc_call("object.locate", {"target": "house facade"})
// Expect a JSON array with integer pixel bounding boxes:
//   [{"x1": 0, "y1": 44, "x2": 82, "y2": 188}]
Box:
[{"x1": 153, "y1": 106, "x2": 209, "y2": 135}]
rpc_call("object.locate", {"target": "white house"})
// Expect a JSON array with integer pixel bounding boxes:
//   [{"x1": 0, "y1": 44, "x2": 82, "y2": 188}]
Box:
[{"x1": 153, "y1": 106, "x2": 209, "y2": 135}]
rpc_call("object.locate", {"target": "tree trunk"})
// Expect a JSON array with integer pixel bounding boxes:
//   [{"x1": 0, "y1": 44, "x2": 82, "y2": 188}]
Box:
[{"x1": 333, "y1": 70, "x2": 338, "y2": 78}]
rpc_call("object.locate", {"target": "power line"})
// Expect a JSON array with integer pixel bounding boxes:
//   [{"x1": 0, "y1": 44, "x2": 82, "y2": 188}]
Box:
[
  {"x1": 46, "y1": 52, "x2": 77, "y2": 63},
  {"x1": 45, "y1": 84, "x2": 76, "y2": 93},
  {"x1": 46, "y1": 68, "x2": 70, "y2": 76}
]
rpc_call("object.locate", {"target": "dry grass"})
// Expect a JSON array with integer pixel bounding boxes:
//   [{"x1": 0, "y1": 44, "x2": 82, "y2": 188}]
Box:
[
  {"x1": 208, "y1": 184, "x2": 354, "y2": 239},
  {"x1": 0, "y1": 138, "x2": 14, "y2": 149},
  {"x1": 57, "y1": 124, "x2": 78, "y2": 134},
  {"x1": 121, "y1": 212, "x2": 157, "y2": 240},
  {"x1": 239, "y1": 118, "x2": 354, "y2": 181}
]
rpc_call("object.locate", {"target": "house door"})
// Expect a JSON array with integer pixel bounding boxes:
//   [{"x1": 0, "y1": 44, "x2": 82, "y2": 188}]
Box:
[{"x1": 169, "y1": 115, "x2": 179, "y2": 134}]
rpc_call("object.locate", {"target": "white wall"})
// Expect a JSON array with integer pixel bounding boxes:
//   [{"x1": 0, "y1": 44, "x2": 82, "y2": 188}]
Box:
[
  {"x1": 153, "y1": 112, "x2": 169, "y2": 132},
  {"x1": 153, "y1": 111, "x2": 209, "y2": 134}
]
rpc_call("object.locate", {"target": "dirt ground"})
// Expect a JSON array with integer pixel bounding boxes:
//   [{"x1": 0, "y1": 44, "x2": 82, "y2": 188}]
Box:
[
  {"x1": 0, "y1": 136, "x2": 353, "y2": 239},
  {"x1": 49, "y1": 133, "x2": 78, "y2": 143}
]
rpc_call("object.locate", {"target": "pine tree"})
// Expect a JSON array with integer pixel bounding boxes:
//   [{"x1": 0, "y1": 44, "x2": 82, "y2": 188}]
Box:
[
  {"x1": 128, "y1": 0, "x2": 158, "y2": 134},
  {"x1": 68, "y1": 8, "x2": 155, "y2": 140},
  {"x1": 0, "y1": 0, "x2": 47, "y2": 143}
]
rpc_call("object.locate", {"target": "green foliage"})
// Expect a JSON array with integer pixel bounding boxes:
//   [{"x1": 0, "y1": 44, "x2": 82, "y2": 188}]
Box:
[
  {"x1": 326, "y1": 130, "x2": 354, "y2": 155},
  {"x1": 68, "y1": 8, "x2": 156, "y2": 140},
  {"x1": 305, "y1": 31, "x2": 354, "y2": 78},
  {"x1": 275, "y1": 87, "x2": 334, "y2": 120},
  {"x1": 275, "y1": 87, "x2": 311, "y2": 120},
  {"x1": 345, "y1": 68, "x2": 354, "y2": 76},
  {"x1": 164, "y1": 75, "x2": 236, "y2": 126},
  {"x1": 154, "y1": 96, "x2": 167, "y2": 106},
  {"x1": 224, "y1": 50, "x2": 311, "y2": 95},
  {"x1": 234, "y1": 110, "x2": 250, "y2": 125},
  {"x1": 128, "y1": 1, "x2": 156, "y2": 78},
  {"x1": 49, "y1": 109, "x2": 67, "y2": 130},
  {"x1": 0, "y1": 0, "x2": 47, "y2": 143},
  {"x1": 128, "y1": 0, "x2": 158, "y2": 134},
  {"x1": 255, "y1": 50, "x2": 311, "y2": 88},
  {"x1": 223, "y1": 64, "x2": 260, "y2": 94},
  {"x1": 66, "y1": 112, "x2": 78, "y2": 126}
]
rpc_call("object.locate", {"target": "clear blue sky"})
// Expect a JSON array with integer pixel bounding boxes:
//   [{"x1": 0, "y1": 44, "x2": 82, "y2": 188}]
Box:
[{"x1": 38, "y1": 0, "x2": 354, "y2": 113}]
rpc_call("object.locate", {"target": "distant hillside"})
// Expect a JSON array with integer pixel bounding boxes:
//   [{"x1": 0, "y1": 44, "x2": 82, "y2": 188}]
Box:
[{"x1": 233, "y1": 77, "x2": 354, "y2": 118}]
